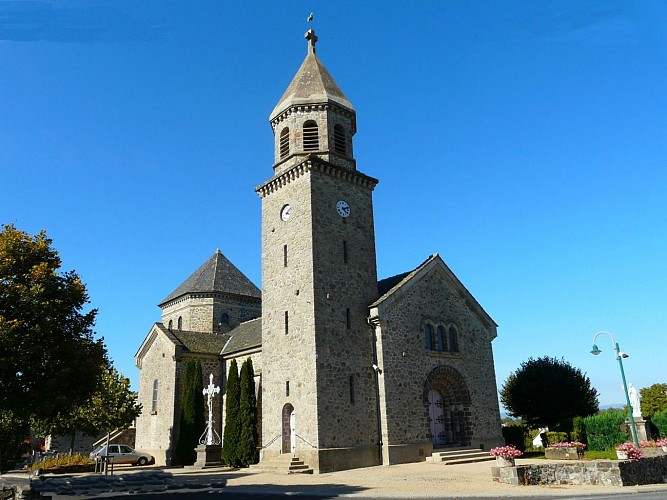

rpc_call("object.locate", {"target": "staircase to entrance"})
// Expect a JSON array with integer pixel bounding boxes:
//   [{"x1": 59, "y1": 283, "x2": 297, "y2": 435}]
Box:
[{"x1": 425, "y1": 447, "x2": 494, "y2": 465}]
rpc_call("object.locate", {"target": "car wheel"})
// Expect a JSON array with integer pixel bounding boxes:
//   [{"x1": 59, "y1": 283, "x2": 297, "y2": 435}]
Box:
[{"x1": 137, "y1": 457, "x2": 148, "y2": 466}]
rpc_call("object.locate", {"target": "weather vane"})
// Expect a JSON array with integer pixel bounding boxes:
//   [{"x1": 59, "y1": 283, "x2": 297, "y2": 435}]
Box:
[{"x1": 307, "y1": 12, "x2": 314, "y2": 27}]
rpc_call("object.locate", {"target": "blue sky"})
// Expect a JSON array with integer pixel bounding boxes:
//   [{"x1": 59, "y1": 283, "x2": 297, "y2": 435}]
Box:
[{"x1": 2, "y1": 1, "x2": 666, "y2": 409}]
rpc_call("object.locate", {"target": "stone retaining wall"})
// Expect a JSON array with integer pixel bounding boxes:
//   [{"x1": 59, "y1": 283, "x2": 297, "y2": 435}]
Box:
[{"x1": 493, "y1": 456, "x2": 667, "y2": 486}]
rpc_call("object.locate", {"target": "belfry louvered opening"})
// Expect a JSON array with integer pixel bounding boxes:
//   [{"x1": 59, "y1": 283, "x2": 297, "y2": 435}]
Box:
[
  {"x1": 333, "y1": 124, "x2": 346, "y2": 155},
  {"x1": 303, "y1": 121, "x2": 319, "y2": 151},
  {"x1": 280, "y1": 127, "x2": 290, "y2": 159}
]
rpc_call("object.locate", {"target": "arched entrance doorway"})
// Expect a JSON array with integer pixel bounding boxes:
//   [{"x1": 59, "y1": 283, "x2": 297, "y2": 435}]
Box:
[
  {"x1": 423, "y1": 366, "x2": 472, "y2": 447},
  {"x1": 281, "y1": 403, "x2": 295, "y2": 454}
]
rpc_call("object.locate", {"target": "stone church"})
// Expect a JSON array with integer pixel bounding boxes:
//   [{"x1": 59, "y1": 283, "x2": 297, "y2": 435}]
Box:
[{"x1": 134, "y1": 29, "x2": 503, "y2": 472}]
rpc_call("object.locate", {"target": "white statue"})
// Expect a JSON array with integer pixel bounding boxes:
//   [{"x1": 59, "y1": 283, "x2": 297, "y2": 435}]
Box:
[{"x1": 628, "y1": 383, "x2": 642, "y2": 419}]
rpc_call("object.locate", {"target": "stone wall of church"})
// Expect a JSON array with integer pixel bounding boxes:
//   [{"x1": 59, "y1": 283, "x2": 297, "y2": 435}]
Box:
[
  {"x1": 161, "y1": 295, "x2": 260, "y2": 333},
  {"x1": 375, "y1": 268, "x2": 503, "y2": 463},
  {"x1": 134, "y1": 331, "x2": 178, "y2": 466}
]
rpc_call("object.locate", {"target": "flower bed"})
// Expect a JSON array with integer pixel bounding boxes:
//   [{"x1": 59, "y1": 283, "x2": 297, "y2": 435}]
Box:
[
  {"x1": 489, "y1": 445, "x2": 522, "y2": 466},
  {"x1": 639, "y1": 440, "x2": 667, "y2": 457},
  {"x1": 616, "y1": 442, "x2": 643, "y2": 461}
]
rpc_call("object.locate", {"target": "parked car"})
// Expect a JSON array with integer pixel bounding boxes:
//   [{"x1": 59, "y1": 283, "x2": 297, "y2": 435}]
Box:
[{"x1": 89, "y1": 444, "x2": 153, "y2": 466}]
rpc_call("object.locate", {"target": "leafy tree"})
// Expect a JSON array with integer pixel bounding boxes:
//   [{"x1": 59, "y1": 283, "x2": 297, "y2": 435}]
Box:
[
  {"x1": 174, "y1": 359, "x2": 205, "y2": 465},
  {"x1": 0, "y1": 225, "x2": 107, "y2": 421},
  {"x1": 221, "y1": 359, "x2": 240, "y2": 467},
  {"x1": 34, "y1": 367, "x2": 142, "y2": 453},
  {"x1": 238, "y1": 358, "x2": 258, "y2": 466},
  {"x1": 500, "y1": 356, "x2": 599, "y2": 428},
  {"x1": 640, "y1": 383, "x2": 667, "y2": 418},
  {"x1": 0, "y1": 410, "x2": 29, "y2": 472}
]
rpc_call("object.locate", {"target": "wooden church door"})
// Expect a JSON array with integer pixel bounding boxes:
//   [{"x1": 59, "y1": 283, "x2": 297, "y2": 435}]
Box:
[{"x1": 428, "y1": 389, "x2": 446, "y2": 446}]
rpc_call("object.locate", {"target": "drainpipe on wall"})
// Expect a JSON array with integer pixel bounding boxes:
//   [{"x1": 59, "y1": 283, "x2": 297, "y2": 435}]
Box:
[{"x1": 368, "y1": 314, "x2": 383, "y2": 465}]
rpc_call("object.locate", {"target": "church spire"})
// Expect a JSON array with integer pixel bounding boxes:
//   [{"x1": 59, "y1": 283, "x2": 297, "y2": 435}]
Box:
[{"x1": 269, "y1": 28, "x2": 357, "y2": 173}]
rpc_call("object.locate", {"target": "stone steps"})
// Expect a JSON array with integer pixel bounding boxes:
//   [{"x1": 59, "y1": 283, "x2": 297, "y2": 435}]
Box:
[
  {"x1": 426, "y1": 447, "x2": 495, "y2": 465},
  {"x1": 288, "y1": 457, "x2": 313, "y2": 474},
  {"x1": 253, "y1": 455, "x2": 313, "y2": 474}
]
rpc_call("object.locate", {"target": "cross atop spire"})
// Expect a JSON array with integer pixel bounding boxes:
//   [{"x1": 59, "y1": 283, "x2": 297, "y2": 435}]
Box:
[{"x1": 305, "y1": 28, "x2": 318, "y2": 55}]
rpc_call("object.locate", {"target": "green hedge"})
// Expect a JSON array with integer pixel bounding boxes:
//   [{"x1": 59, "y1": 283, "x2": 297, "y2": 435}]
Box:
[
  {"x1": 652, "y1": 408, "x2": 667, "y2": 437},
  {"x1": 583, "y1": 410, "x2": 628, "y2": 451}
]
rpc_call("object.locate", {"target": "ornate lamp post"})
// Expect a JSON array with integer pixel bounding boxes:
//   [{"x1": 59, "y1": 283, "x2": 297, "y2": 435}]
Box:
[{"x1": 590, "y1": 331, "x2": 639, "y2": 447}]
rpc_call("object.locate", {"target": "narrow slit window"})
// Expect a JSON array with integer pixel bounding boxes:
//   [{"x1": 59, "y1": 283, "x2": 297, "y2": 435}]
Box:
[
  {"x1": 283, "y1": 244, "x2": 288, "y2": 267},
  {"x1": 284, "y1": 311, "x2": 289, "y2": 335},
  {"x1": 349, "y1": 375, "x2": 355, "y2": 404},
  {"x1": 303, "y1": 121, "x2": 319, "y2": 151},
  {"x1": 346, "y1": 308, "x2": 351, "y2": 330},
  {"x1": 280, "y1": 127, "x2": 290, "y2": 159},
  {"x1": 151, "y1": 379, "x2": 159, "y2": 412},
  {"x1": 343, "y1": 241, "x2": 348, "y2": 264},
  {"x1": 334, "y1": 124, "x2": 346, "y2": 155},
  {"x1": 286, "y1": 381, "x2": 290, "y2": 397}
]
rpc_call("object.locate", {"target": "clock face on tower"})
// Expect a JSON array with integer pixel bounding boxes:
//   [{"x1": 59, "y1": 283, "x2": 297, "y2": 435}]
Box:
[
  {"x1": 280, "y1": 204, "x2": 292, "y2": 221},
  {"x1": 336, "y1": 200, "x2": 351, "y2": 218}
]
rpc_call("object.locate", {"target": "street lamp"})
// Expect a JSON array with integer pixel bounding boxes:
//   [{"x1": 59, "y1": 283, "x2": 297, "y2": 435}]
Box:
[{"x1": 590, "y1": 331, "x2": 639, "y2": 447}]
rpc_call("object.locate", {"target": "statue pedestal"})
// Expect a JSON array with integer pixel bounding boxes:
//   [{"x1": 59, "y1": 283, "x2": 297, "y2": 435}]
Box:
[
  {"x1": 632, "y1": 418, "x2": 648, "y2": 443},
  {"x1": 193, "y1": 444, "x2": 223, "y2": 468}
]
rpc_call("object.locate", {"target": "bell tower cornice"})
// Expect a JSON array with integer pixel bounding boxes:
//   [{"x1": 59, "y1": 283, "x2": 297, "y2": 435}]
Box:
[{"x1": 256, "y1": 156, "x2": 378, "y2": 199}]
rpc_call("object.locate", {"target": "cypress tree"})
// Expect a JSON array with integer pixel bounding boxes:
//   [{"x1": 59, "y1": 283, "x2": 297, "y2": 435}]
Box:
[
  {"x1": 238, "y1": 357, "x2": 259, "y2": 466},
  {"x1": 174, "y1": 359, "x2": 205, "y2": 465},
  {"x1": 221, "y1": 359, "x2": 241, "y2": 466}
]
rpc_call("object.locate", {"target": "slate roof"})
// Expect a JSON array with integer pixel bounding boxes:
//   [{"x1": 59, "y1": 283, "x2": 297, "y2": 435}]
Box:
[
  {"x1": 160, "y1": 249, "x2": 261, "y2": 306},
  {"x1": 270, "y1": 31, "x2": 354, "y2": 121},
  {"x1": 221, "y1": 317, "x2": 262, "y2": 356},
  {"x1": 155, "y1": 323, "x2": 231, "y2": 355},
  {"x1": 373, "y1": 255, "x2": 438, "y2": 306}
]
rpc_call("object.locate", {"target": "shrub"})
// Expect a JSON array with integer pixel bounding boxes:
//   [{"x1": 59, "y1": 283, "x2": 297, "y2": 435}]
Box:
[
  {"x1": 174, "y1": 359, "x2": 205, "y2": 465},
  {"x1": 652, "y1": 408, "x2": 667, "y2": 437},
  {"x1": 27, "y1": 454, "x2": 93, "y2": 472},
  {"x1": 221, "y1": 359, "x2": 240, "y2": 467},
  {"x1": 545, "y1": 431, "x2": 568, "y2": 445},
  {"x1": 572, "y1": 416, "x2": 586, "y2": 444},
  {"x1": 502, "y1": 425, "x2": 525, "y2": 451},
  {"x1": 238, "y1": 358, "x2": 259, "y2": 467},
  {"x1": 584, "y1": 410, "x2": 628, "y2": 451}
]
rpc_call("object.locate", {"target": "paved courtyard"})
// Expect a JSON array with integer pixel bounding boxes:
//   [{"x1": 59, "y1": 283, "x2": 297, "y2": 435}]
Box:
[{"x1": 5, "y1": 458, "x2": 667, "y2": 498}]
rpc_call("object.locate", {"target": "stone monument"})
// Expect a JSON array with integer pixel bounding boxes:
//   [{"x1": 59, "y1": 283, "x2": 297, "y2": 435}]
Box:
[
  {"x1": 627, "y1": 383, "x2": 648, "y2": 442},
  {"x1": 193, "y1": 373, "x2": 222, "y2": 468}
]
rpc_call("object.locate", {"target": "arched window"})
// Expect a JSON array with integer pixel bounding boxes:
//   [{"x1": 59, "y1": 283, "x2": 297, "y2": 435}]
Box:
[
  {"x1": 177, "y1": 316, "x2": 183, "y2": 330},
  {"x1": 333, "y1": 124, "x2": 346, "y2": 155},
  {"x1": 448, "y1": 325, "x2": 459, "y2": 352},
  {"x1": 302, "y1": 121, "x2": 319, "y2": 151},
  {"x1": 151, "y1": 380, "x2": 159, "y2": 412},
  {"x1": 279, "y1": 127, "x2": 290, "y2": 159},
  {"x1": 437, "y1": 325, "x2": 447, "y2": 352},
  {"x1": 168, "y1": 319, "x2": 173, "y2": 330},
  {"x1": 424, "y1": 324, "x2": 435, "y2": 350},
  {"x1": 220, "y1": 313, "x2": 229, "y2": 325}
]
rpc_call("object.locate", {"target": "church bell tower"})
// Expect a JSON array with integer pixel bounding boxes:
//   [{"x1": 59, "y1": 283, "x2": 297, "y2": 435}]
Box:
[{"x1": 256, "y1": 29, "x2": 381, "y2": 472}]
